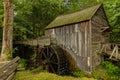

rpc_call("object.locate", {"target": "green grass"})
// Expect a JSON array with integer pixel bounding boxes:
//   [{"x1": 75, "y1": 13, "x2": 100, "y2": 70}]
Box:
[
  {"x1": 16, "y1": 61, "x2": 120, "y2": 80},
  {"x1": 15, "y1": 71, "x2": 95, "y2": 80}
]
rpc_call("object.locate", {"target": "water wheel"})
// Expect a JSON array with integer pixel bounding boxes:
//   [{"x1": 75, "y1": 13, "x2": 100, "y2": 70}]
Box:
[{"x1": 39, "y1": 45, "x2": 68, "y2": 75}]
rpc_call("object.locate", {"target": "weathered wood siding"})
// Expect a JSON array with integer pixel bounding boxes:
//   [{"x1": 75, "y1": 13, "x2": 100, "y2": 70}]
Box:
[
  {"x1": 45, "y1": 6, "x2": 109, "y2": 72},
  {"x1": 91, "y1": 6, "x2": 108, "y2": 68},
  {"x1": 45, "y1": 21, "x2": 92, "y2": 71},
  {"x1": 0, "y1": 57, "x2": 20, "y2": 80}
]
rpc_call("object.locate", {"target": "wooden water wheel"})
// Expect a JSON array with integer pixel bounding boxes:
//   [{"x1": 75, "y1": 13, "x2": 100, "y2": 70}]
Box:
[{"x1": 39, "y1": 45, "x2": 68, "y2": 75}]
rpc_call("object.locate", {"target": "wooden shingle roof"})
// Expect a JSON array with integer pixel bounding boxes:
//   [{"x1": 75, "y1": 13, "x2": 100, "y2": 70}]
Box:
[{"x1": 45, "y1": 3, "x2": 102, "y2": 29}]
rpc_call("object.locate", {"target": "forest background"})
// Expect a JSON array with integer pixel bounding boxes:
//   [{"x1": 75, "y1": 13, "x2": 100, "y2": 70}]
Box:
[
  {"x1": 0, "y1": 0, "x2": 120, "y2": 79},
  {"x1": 0, "y1": 0, "x2": 120, "y2": 52}
]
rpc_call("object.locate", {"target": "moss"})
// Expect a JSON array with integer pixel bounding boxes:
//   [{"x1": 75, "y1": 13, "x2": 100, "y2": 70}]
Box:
[
  {"x1": 15, "y1": 70, "x2": 95, "y2": 80},
  {"x1": 45, "y1": 3, "x2": 102, "y2": 29},
  {"x1": 71, "y1": 68, "x2": 87, "y2": 78},
  {"x1": 6, "y1": 48, "x2": 12, "y2": 60}
]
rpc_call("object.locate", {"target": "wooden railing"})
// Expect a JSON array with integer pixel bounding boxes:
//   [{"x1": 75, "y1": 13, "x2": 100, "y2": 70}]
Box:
[
  {"x1": 109, "y1": 44, "x2": 119, "y2": 59},
  {"x1": 0, "y1": 57, "x2": 20, "y2": 80},
  {"x1": 100, "y1": 43, "x2": 120, "y2": 60}
]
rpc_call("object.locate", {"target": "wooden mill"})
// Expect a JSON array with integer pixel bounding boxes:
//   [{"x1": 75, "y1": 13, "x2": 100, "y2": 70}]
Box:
[{"x1": 15, "y1": 3, "x2": 120, "y2": 74}]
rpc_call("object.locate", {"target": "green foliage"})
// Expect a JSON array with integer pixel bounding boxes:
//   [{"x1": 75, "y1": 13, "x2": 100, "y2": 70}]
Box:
[
  {"x1": 92, "y1": 61, "x2": 120, "y2": 80},
  {"x1": 65, "y1": 0, "x2": 81, "y2": 12},
  {"x1": 7, "y1": 53, "x2": 12, "y2": 60},
  {"x1": 5, "y1": 48, "x2": 13, "y2": 60},
  {"x1": 12, "y1": 47, "x2": 18, "y2": 53},
  {"x1": 0, "y1": 0, "x2": 3, "y2": 53},
  {"x1": 6, "y1": 0, "x2": 118, "y2": 43},
  {"x1": 19, "y1": 58, "x2": 27, "y2": 68},
  {"x1": 94, "y1": 0, "x2": 120, "y2": 42},
  {"x1": 0, "y1": 0, "x2": 3, "y2": 28},
  {"x1": 100, "y1": 61, "x2": 120, "y2": 76},
  {"x1": 13, "y1": 0, "x2": 66, "y2": 40},
  {"x1": 92, "y1": 69, "x2": 107, "y2": 79},
  {"x1": 71, "y1": 68, "x2": 87, "y2": 78},
  {"x1": 31, "y1": 66, "x2": 45, "y2": 74},
  {"x1": 0, "y1": 28, "x2": 2, "y2": 53},
  {"x1": 16, "y1": 70, "x2": 94, "y2": 80},
  {"x1": 72, "y1": 71, "x2": 86, "y2": 78}
]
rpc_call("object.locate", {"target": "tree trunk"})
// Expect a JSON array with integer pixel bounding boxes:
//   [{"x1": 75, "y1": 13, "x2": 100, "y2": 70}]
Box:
[{"x1": 0, "y1": 0, "x2": 13, "y2": 61}]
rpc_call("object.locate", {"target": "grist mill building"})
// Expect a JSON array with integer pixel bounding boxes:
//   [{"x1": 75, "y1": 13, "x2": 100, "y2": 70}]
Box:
[{"x1": 45, "y1": 3, "x2": 110, "y2": 71}]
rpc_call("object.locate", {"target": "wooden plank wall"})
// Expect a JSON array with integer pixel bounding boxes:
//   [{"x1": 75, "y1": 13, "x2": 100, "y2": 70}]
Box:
[
  {"x1": 45, "y1": 21, "x2": 91, "y2": 71},
  {"x1": 91, "y1": 6, "x2": 108, "y2": 69}
]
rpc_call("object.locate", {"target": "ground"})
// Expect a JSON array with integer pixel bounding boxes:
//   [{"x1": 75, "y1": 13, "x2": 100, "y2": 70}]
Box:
[
  {"x1": 15, "y1": 71, "x2": 95, "y2": 80},
  {"x1": 15, "y1": 61, "x2": 120, "y2": 80}
]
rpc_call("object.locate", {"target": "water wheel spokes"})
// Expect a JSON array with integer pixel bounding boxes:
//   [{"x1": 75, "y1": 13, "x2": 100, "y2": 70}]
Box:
[
  {"x1": 40, "y1": 46, "x2": 59, "y2": 73},
  {"x1": 39, "y1": 45, "x2": 68, "y2": 75}
]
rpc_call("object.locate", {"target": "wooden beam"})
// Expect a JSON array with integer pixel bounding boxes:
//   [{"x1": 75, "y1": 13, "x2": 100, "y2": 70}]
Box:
[{"x1": 109, "y1": 45, "x2": 118, "y2": 59}]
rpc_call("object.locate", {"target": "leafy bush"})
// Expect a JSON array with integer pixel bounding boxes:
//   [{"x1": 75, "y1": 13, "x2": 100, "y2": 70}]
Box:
[
  {"x1": 92, "y1": 61, "x2": 120, "y2": 80},
  {"x1": 101, "y1": 61, "x2": 120, "y2": 80},
  {"x1": 71, "y1": 68, "x2": 87, "y2": 78},
  {"x1": 100, "y1": 61, "x2": 120, "y2": 76},
  {"x1": 19, "y1": 58, "x2": 27, "y2": 68}
]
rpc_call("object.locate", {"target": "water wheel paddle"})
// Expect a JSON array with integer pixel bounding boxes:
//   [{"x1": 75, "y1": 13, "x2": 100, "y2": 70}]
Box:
[{"x1": 39, "y1": 45, "x2": 68, "y2": 75}]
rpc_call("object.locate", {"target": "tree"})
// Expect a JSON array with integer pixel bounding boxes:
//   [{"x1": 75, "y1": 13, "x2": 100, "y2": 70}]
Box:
[
  {"x1": 13, "y1": 0, "x2": 66, "y2": 40},
  {"x1": 104, "y1": 0, "x2": 120, "y2": 42},
  {"x1": 0, "y1": 0, "x2": 13, "y2": 60},
  {"x1": 12, "y1": 0, "x2": 120, "y2": 49}
]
